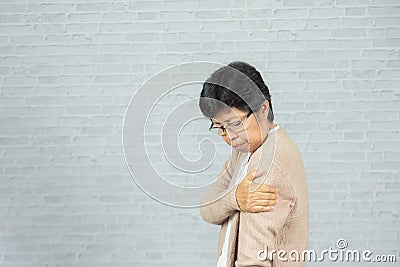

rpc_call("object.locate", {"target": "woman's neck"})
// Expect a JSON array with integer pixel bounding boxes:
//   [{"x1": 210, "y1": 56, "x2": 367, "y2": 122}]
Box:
[{"x1": 249, "y1": 122, "x2": 277, "y2": 159}]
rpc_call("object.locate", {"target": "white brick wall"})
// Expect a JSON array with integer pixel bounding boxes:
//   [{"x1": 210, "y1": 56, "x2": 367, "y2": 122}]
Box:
[{"x1": 1, "y1": 0, "x2": 399, "y2": 266}]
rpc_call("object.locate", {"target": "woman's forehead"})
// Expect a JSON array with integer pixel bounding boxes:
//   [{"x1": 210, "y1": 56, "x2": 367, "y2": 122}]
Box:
[{"x1": 211, "y1": 107, "x2": 247, "y2": 124}]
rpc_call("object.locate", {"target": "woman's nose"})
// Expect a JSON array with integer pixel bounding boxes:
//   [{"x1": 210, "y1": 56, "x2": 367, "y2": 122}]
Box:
[{"x1": 226, "y1": 130, "x2": 238, "y2": 140}]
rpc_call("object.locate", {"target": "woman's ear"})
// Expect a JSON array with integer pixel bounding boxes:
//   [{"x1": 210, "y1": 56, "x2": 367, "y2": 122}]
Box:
[{"x1": 260, "y1": 101, "x2": 269, "y2": 118}]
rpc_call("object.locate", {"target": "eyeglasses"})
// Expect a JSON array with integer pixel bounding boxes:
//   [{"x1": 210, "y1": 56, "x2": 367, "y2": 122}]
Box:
[{"x1": 209, "y1": 112, "x2": 253, "y2": 135}]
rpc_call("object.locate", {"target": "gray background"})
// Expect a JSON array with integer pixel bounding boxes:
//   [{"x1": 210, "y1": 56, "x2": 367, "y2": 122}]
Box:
[{"x1": 0, "y1": 0, "x2": 399, "y2": 266}]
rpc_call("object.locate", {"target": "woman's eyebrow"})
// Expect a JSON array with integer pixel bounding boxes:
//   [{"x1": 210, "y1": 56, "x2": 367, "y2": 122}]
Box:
[{"x1": 212, "y1": 117, "x2": 238, "y2": 125}]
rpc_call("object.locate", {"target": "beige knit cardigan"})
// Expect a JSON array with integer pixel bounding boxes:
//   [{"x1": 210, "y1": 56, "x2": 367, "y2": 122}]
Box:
[{"x1": 200, "y1": 126, "x2": 309, "y2": 267}]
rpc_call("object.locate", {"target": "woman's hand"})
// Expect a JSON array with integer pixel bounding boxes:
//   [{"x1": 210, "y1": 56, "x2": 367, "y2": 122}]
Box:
[{"x1": 236, "y1": 171, "x2": 277, "y2": 213}]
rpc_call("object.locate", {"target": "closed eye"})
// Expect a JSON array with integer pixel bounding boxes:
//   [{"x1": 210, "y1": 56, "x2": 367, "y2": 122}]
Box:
[{"x1": 228, "y1": 121, "x2": 242, "y2": 127}]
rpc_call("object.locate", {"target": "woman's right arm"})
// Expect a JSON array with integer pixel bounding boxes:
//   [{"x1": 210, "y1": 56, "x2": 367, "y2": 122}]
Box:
[
  {"x1": 199, "y1": 157, "x2": 240, "y2": 225},
  {"x1": 200, "y1": 157, "x2": 277, "y2": 225}
]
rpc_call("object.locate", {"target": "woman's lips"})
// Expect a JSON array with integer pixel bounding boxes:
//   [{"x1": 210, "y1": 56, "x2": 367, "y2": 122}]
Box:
[{"x1": 233, "y1": 143, "x2": 245, "y2": 150}]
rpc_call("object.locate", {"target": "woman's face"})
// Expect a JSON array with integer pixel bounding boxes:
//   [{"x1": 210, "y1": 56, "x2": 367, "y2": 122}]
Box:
[{"x1": 211, "y1": 102, "x2": 270, "y2": 155}]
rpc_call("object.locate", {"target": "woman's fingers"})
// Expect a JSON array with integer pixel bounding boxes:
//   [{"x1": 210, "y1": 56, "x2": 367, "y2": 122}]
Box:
[
  {"x1": 249, "y1": 205, "x2": 274, "y2": 213},
  {"x1": 250, "y1": 199, "x2": 276, "y2": 207},
  {"x1": 250, "y1": 192, "x2": 277, "y2": 200},
  {"x1": 250, "y1": 183, "x2": 277, "y2": 194},
  {"x1": 236, "y1": 176, "x2": 278, "y2": 213}
]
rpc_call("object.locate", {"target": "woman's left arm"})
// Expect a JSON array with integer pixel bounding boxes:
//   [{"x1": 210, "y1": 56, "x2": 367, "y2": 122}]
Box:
[{"x1": 235, "y1": 162, "x2": 297, "y2": 266}]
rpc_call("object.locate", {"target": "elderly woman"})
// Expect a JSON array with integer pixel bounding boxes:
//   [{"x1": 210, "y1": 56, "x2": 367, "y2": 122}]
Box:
[{"x1": 199, "y1": 61, "x2": 309, "y2": 267}]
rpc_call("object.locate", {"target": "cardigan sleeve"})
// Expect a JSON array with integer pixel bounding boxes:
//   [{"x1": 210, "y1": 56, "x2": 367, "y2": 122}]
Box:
[
  {"x1": 199, "y1": 154, "x2": 241, "y2": 225},
  {"x1": 235, "y1": 162, "x2": 296, "y2": 267}
]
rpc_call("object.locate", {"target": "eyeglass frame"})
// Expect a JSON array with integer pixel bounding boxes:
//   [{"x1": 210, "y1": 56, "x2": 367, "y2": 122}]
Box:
[{"x1": 208, "y1": 111, "x2": 253, "y2": 135}]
